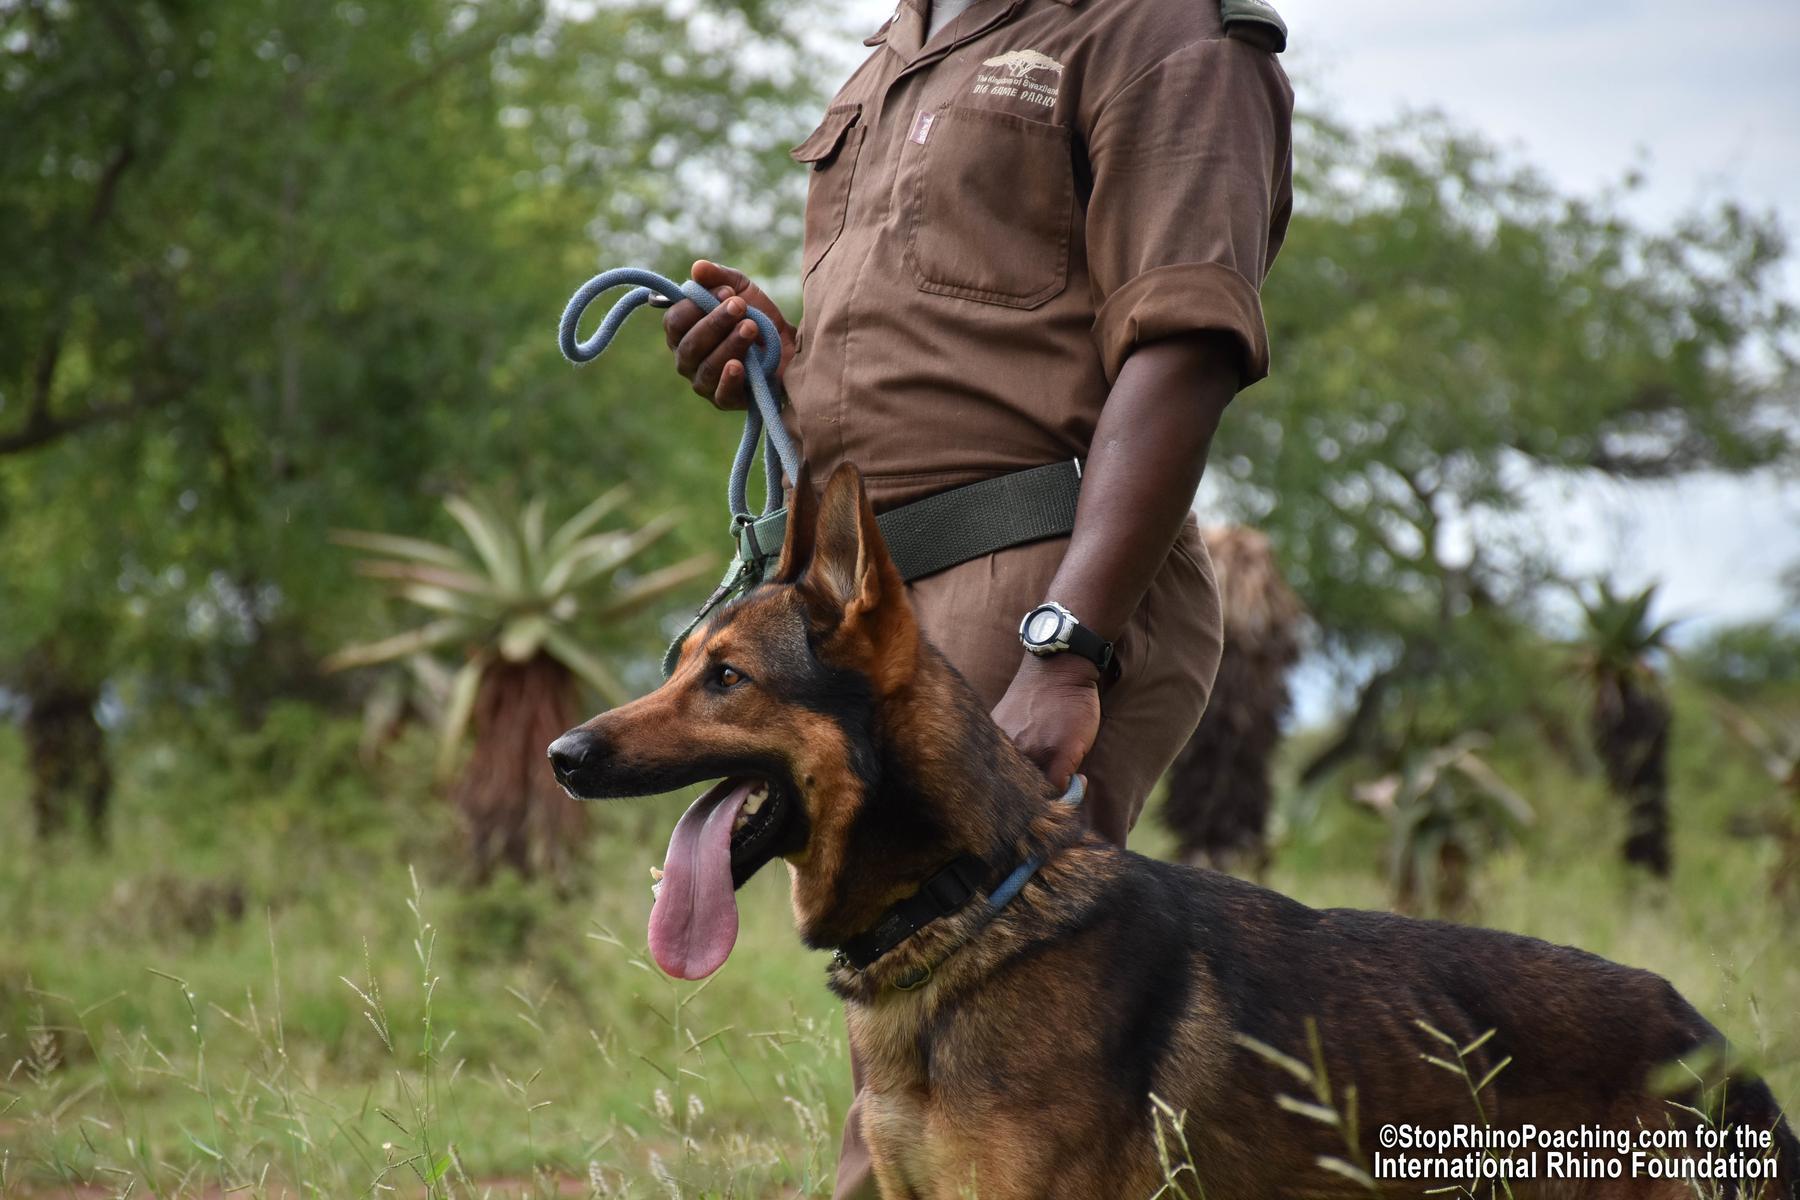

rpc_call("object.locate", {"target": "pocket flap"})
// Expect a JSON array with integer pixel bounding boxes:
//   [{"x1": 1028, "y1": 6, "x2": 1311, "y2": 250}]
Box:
[{"x1": 790, "y1": 104, "x2": 863, "y2": 167}]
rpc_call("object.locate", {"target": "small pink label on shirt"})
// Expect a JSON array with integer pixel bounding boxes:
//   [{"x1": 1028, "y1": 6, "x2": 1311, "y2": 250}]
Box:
[{"x1": 910, "y1": 111, "x2": 936, "y2": 145}]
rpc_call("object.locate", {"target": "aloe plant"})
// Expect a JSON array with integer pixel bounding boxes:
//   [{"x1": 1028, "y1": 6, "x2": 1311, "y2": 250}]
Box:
[
  {"x1": 326, "y1": 487, "x2": 710, "y2": 880},
  {"x1": 1354, "y1": 733, "x2": 1534, "y2": 915},
  {"x1": 1574, "y1": 581, "x2": 1679, "y2": 876}
]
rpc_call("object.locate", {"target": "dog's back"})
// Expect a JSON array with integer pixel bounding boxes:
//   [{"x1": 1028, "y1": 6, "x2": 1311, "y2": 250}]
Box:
[{"x1": 851, "y1": 842, "x2": 1797, "y2": 1197}]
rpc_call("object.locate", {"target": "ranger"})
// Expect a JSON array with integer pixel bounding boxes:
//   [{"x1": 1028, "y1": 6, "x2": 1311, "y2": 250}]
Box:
[{"x1": 660, "y1": 0, "x2": 1292, "y2": 1191}]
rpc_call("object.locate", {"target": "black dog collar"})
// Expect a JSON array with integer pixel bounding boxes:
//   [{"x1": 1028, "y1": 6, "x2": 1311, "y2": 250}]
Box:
[
  {"x1": 834, "y1": 854, "x2": 992, "y2": 971},
  {"x1": 830, "y1": 776, "x2": 1086, "y2": 974}
]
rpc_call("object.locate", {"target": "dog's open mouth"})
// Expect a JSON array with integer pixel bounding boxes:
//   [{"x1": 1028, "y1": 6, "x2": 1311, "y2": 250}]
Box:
[{"x1": 648, "y1": 776, "x2": 793, "y2": 980}]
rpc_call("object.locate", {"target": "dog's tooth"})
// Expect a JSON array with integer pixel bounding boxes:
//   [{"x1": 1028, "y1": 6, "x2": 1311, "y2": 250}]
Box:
[
  {"x1": 733, "y1": 812, "x2": 749, "y2": 831},
  {"x1": 744, "y1": 789, "x2": 766, "y2": 815},
  {"x1": 649, "y1": 866, "x2": 664, "y2": 881}
]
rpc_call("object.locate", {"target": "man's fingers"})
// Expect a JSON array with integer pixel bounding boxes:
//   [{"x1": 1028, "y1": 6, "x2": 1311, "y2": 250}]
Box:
[
  {"x1": 1023, "y1": 735, "x2": 1083, "y2": 792},
  {"x1": 663, "y1": 285, "x2": 735, "y2": 352},
  {"x1": 662, "y1": 299, "x2": 705, "y2": 349},
  {"x1": 694, "y1": 318, "x2": 760, "y2": 404},
  {"x1": 714, "y1": 360, "x2": 747, "y2": 411},
  {"x1": 674, "y1": 293, "x2": 747, "y2": 378}
]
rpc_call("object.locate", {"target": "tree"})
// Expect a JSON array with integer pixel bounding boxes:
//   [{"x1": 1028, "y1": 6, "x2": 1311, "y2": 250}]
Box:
[
  {"x1": 326, "y1": 490, "x2": 710, "y2": 880},
  {"x1": 1161, "y1": 526, "x2": 1304, "y2": 872},
  {"x1": 1208, "y1": 112, "x2": 1797, "y2": 779},
  {"x1": 1574, "y1": 582, "x2": 1678, "y2": 875},
  {"x1": 0, "y1": 0, "x2": 823, "y2": 823}
]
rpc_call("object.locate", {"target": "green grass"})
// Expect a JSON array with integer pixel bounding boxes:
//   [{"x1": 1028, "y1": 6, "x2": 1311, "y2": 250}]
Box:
[
  {"x1": 0, "y1": 706, "x2": 845, "y2": 1197},
  {"x1": 1, "y1": 686, "x2": 1795, "y2": 1198}
]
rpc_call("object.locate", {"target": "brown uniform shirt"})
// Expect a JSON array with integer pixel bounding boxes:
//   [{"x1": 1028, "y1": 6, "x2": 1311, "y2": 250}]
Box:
[{"x1": 784, "y1": 0, "x2": 1294, "y2": 512}]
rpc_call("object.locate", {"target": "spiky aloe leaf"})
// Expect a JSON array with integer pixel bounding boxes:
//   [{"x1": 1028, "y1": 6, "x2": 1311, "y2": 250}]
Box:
[
  {"x1": 545, "y1": 484, "x2": 632, "y2": 561},
  {"x1": 537, "y1": 531, "x2": 632, "y2": 597},
  {"x1": 586, "y1": 556, "x2": 714, "y2": 625},
  {"x1": 1450, "y1": 751, "x2": 1535, "y2": 826},
  {"x1": 330, "y1": 529, "x2": 476, "y2": 573},
  {"x1": 352, "y1": 559, "x2": 499, "y2": 599},
  {"x1": 435, "y1": 655, "x2": 487, "y2": 781},
  {"x1": 541, "y1": 513, "x2": 680, "y2": 598},
  {"x1": 541, "y1": 626, "x2": 630, "y2": 708},
  {"x1": 520, "y1": 497, "x2": 549, "y2": 588},
  {"x1": 444, "y1": 495, "x2": 525, "y2": 597},
  {"x1": 405, "y1": 654, "x2": 453, "y2": 721},
  {"x1": 396, "y1": 582, "x2": 499, "y2": 619},
  {"x1": 323, "y1": 617, "x2": 473, "y2": 672}
]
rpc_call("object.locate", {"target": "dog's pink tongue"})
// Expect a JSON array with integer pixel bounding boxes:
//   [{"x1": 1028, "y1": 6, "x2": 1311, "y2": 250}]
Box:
[{"x1": 649, "y1": 781, "x2": 752, "y2": 980}]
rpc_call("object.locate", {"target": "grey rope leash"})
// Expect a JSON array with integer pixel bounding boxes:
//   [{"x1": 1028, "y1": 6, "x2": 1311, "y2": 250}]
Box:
[
  {"x1": 558, "y1": 267, "x2": 803, "y2": 674},
  {"x1": 557, "y1": 267, "x2": 801, "y2": 523}
]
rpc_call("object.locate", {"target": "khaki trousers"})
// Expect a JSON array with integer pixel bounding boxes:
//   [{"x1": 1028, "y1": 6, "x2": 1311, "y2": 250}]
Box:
[{"x1": 831, "y1": 518, "x2": 1223, "y2": 1197}]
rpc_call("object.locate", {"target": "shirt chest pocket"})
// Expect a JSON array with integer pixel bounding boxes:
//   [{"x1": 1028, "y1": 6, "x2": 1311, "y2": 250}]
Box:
[
  {"x1": 791, "y1": 104, "x2": 866, "y2": 280},
  {"x1": 905, "y1": 106, "x2": 1074, "y2": 309}
]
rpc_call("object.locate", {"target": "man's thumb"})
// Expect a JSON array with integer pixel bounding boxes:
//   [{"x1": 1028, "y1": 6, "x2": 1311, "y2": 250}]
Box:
[{"x1": 692, "y1": 260, "x2": 749, "y2": 292}]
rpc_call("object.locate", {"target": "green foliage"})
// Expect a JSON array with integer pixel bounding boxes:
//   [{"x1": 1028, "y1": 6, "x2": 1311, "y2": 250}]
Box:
[
  {"x1": 1214, "y1": 112, "x2": 1796, "y2": 753},
  {"x1": 0, "y1": 718, "x2": 847, "y2": 1196},
  {"x1": 0, "y1": 0, "x2": 821, "y2": 713},
  {"x1": 1687, "y1": 620, "x2": 1800, "y2": 695}
]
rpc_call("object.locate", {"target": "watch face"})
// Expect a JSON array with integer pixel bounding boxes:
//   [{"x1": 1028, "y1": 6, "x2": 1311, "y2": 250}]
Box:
[{"x1": 1025, "y1": 608, "x2": 1064, "y2": 646}]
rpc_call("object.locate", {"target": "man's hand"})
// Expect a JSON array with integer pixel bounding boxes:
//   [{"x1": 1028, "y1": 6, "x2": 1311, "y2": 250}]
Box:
[
  {"x1": 992, "y1": 652, "x2": 1102, "y2": 791},
  {"x1": 661, "y1": 260, "x2": 797, "y2": 411}
]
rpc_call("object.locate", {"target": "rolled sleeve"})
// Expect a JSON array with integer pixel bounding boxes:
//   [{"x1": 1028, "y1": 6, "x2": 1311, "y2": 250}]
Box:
[{"x1": 1086, "y1": 36, "x2": 1294, "y2": 387}]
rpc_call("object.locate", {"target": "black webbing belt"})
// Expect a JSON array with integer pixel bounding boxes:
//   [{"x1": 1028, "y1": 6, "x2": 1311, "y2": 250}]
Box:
[
  {"x1": 742, "y1": 458, "x2": 1082, "y2": 584},
  {"x1": 663, "y1": 459, "x2": 1082, "y2": 674}
]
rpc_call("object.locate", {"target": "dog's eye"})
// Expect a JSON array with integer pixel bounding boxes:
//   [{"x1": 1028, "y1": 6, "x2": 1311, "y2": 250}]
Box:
[{"x1": 716, "y1": 665, "x2": 745, "y2": 689}]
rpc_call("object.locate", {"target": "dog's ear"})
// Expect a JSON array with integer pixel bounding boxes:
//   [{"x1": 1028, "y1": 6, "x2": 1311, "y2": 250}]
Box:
[
  {"x1": 772, "y1": 462, "x2": 817, "y2": 584},
  {"x1": 804, "y1": 463, "x2": 902, "y2": 627}
]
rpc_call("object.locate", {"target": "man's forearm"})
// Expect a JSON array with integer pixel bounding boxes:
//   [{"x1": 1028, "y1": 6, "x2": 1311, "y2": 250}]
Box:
[{"x1": 1032, "y1": 333, "x2": 1239, "y2": 676}]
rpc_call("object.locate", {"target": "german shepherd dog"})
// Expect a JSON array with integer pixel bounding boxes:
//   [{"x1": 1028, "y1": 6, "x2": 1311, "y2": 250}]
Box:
[{"x1": 549, "y1": 464, "x2": 1797, "y2": 1199}]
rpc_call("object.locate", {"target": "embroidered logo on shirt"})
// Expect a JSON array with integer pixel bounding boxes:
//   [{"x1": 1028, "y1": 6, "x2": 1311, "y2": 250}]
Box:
[
  {"x1": 982, "y1": 49, "x2": 1064, "y2": 78},
  {"x1": 973, "y1": 49, "x2": 1064, "y2": 108}
]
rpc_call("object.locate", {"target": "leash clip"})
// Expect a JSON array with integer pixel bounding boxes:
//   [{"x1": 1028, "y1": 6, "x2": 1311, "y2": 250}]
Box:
[{"x1": 732, "y1": 511, "x2": 766, "y2": 564}]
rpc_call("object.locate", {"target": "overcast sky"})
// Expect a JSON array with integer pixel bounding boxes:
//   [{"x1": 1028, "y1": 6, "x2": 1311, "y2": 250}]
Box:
[{"x1": 831, "y1": 0, "x2": 1800, "y2": 638}]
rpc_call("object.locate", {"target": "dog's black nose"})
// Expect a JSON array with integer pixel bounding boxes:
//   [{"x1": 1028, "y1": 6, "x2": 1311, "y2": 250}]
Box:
[{"x1": 547, "y1": 730, "x2": 594, "y2": 786}]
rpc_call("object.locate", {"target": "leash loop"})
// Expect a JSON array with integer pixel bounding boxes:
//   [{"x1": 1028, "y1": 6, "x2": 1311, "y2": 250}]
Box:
[{"x1": 557, "y1": 267, "x2": 801, "y2": 522}]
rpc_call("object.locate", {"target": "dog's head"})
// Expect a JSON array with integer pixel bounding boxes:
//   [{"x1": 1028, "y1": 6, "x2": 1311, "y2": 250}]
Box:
[{"x1": 549, "y1": 462, "x2": 971, "y2": 979}]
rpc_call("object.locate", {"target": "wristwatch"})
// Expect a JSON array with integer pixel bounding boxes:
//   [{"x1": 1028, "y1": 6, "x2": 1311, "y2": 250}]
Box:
[{"x1": 1018, "y1": 602, "x2": 1118, "y2": 680}]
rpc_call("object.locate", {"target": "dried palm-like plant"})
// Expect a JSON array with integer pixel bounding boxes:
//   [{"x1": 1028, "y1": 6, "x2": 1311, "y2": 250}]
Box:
[
  {"x1": 1161, "y1": 526, "x2": 1305, "y2": 873},
  {"x1": 1574, "y1": 581, "x2": 1678, "y2": 877},
  {"x1": 326, "y1": 487, "x2": 709, "y2": 882}
]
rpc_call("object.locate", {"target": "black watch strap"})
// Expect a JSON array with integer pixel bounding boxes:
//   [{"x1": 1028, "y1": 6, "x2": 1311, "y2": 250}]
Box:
[{"x1": 1065, "y1": 621, "x2": 1119, "y2": 681}]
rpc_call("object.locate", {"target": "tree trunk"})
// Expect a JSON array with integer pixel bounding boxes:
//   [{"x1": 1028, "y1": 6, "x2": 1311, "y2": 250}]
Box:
[
  {"x1": 453, "y1": 654, "x2": 587, "y2": 884},
  {"x1": 22, "y1": 678, "x2": 110, "y2": 842}
]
